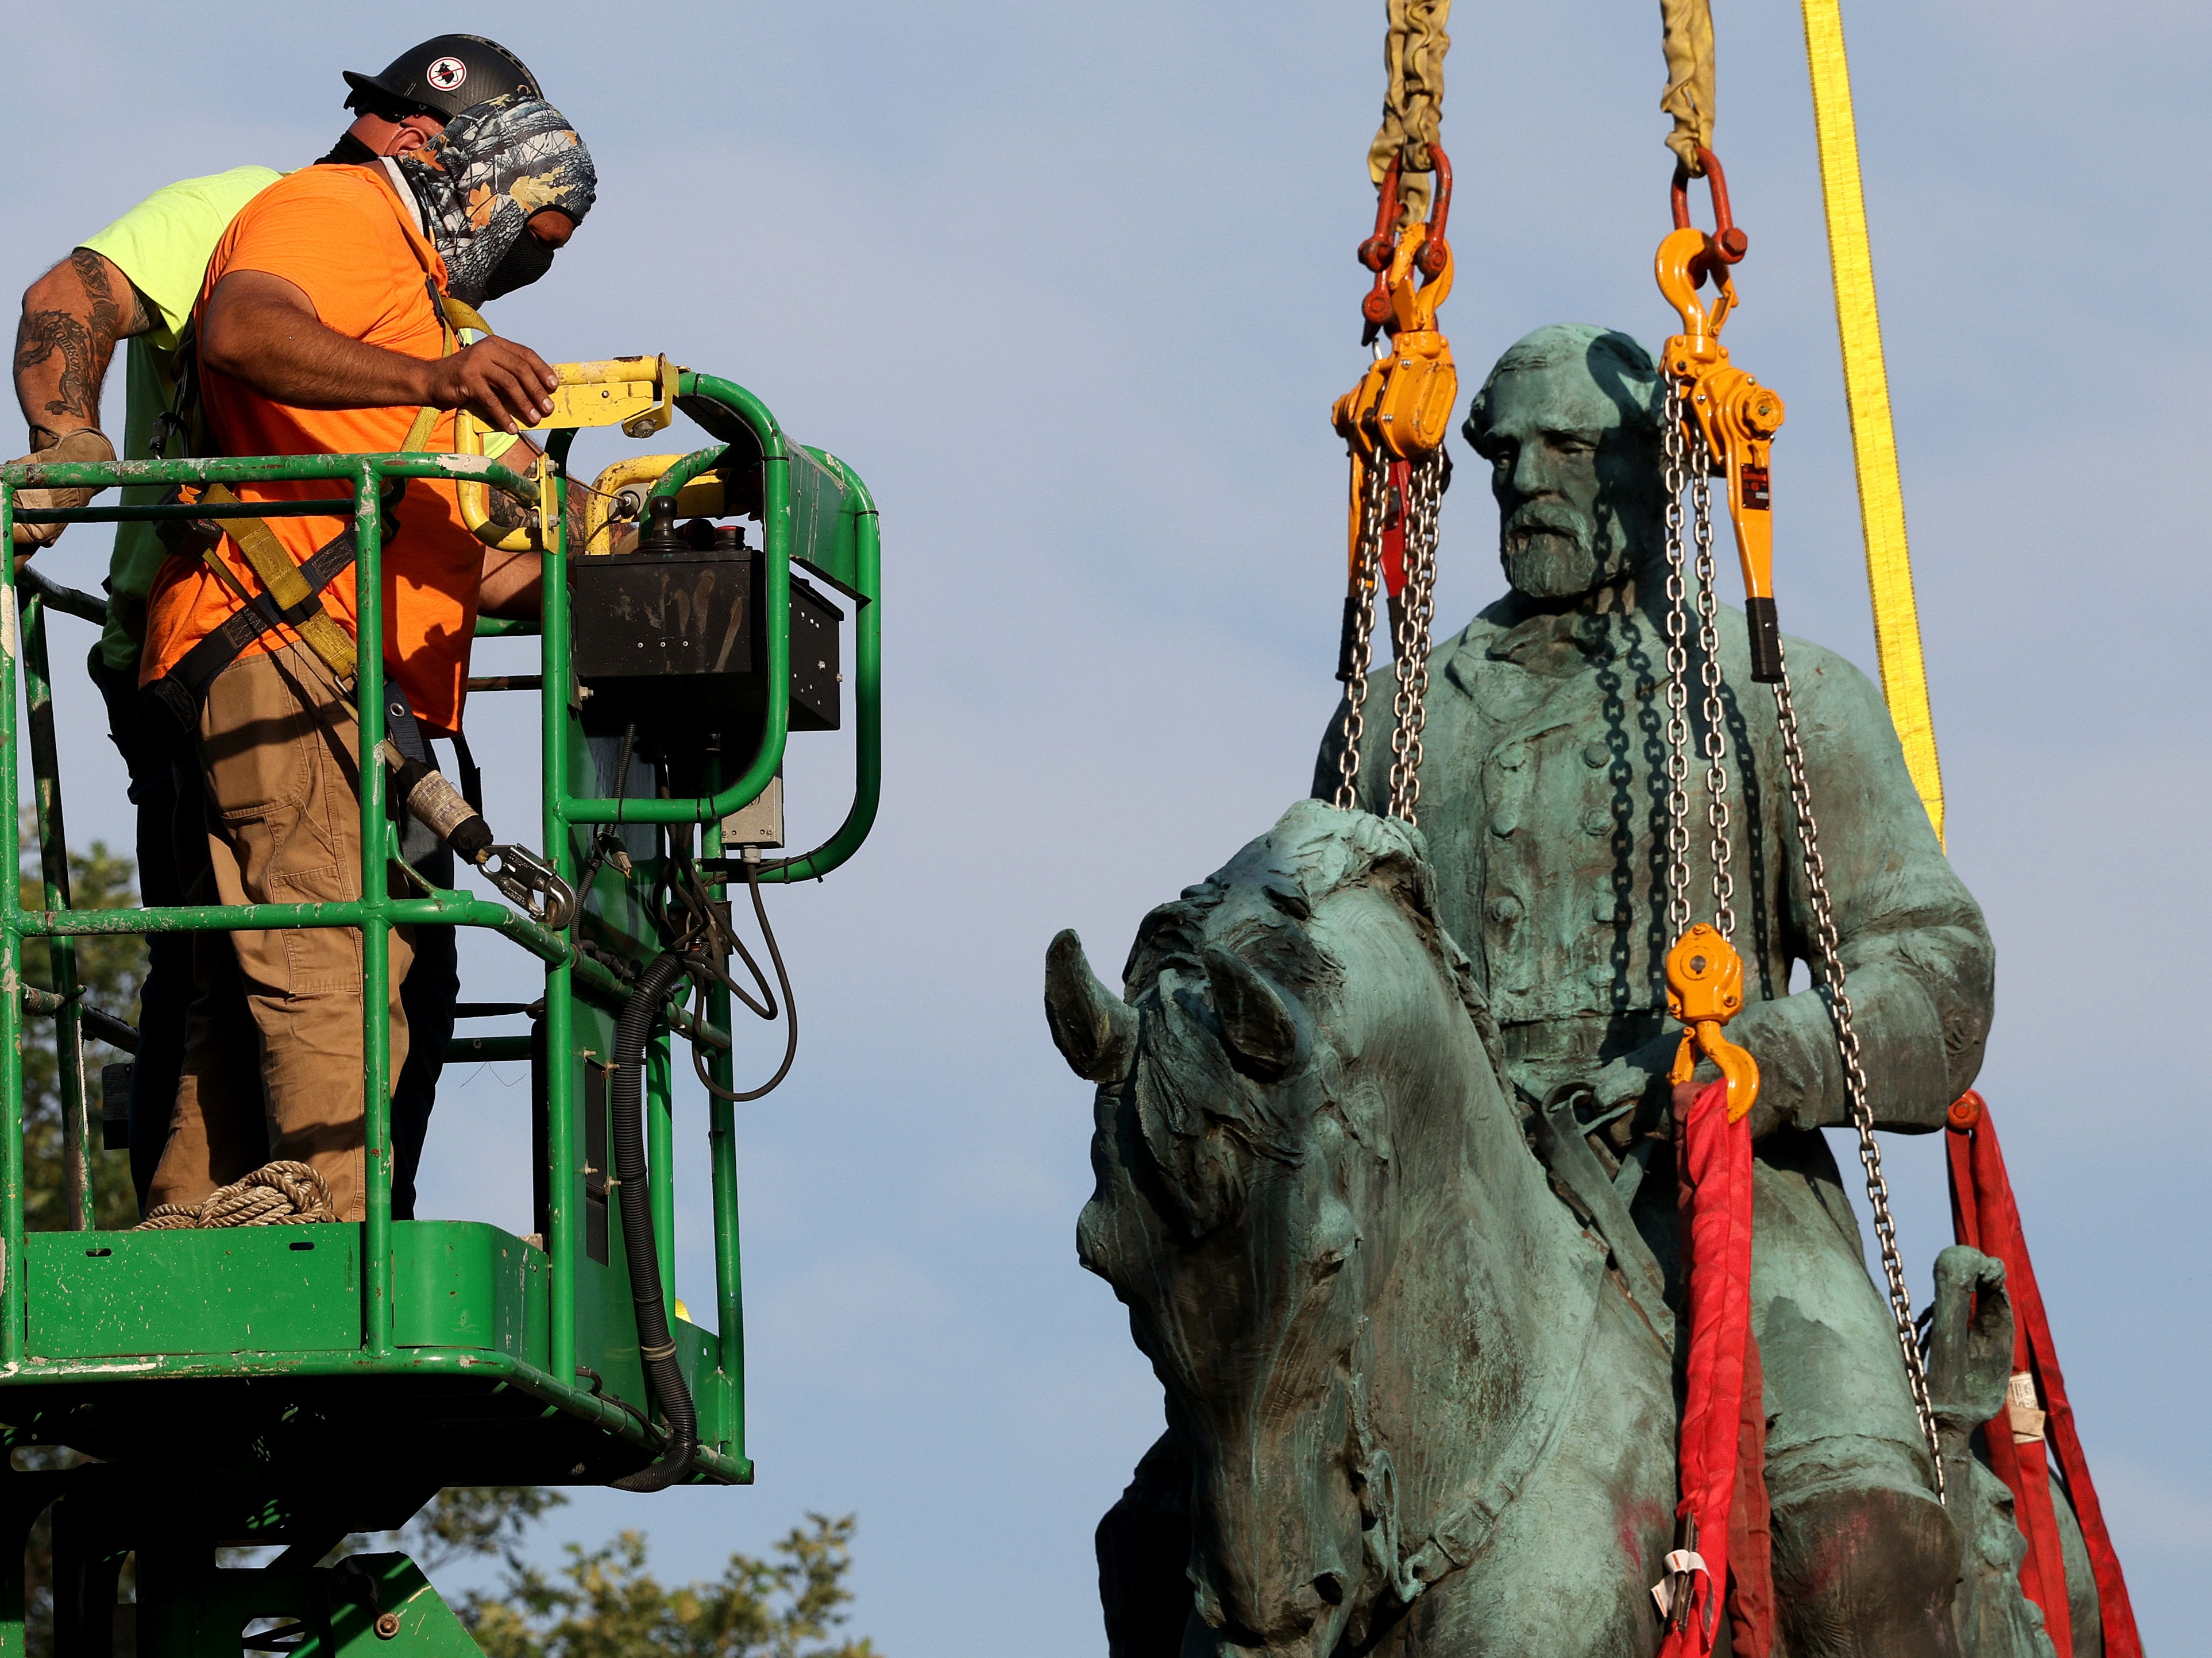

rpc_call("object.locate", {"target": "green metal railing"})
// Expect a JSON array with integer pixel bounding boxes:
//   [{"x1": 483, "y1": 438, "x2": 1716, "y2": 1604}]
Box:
[{"x1": 0, "y1": 372, "x2": 878, "y2": 1483}]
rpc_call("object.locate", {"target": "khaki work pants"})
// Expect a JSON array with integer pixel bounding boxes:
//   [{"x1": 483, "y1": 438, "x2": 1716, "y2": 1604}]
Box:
[{"x1": 149, "y1": 641, "x2": 411, "y2": 1222}]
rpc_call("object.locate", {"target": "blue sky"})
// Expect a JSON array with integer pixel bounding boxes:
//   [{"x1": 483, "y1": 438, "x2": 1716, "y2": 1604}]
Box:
[{"x1": 8, "y1": 2, "x2": 2206, "y2": 1652}]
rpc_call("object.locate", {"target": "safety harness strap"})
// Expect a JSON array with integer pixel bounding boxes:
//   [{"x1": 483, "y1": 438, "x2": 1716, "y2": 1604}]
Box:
[
  {"x1": 399, "y1": 287, "x2": 493, "y2": 451},
  {"x1": 196, "y1": 484, "x2": 360, "y2": 681},
  {"x1": 148, "y1": 528, "x2": 358, "y2": 731}
]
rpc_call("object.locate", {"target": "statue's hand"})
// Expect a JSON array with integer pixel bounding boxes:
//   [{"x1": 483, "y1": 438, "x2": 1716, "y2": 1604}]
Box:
[{"x1": 1588, "y1": 1033, "x2": 1683, "y2": 1146}]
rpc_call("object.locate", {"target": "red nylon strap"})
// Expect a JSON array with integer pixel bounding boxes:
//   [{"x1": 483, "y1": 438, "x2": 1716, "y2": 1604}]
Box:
[
  {"x1": 1947, "y1": 1091, "x2": 2142, "y2": 1658},
  {"x1": 1380, "y1": 458, "x2": 1410, "y2": 598},
  {"x1": 1728, "y1": 1327, "x2": 1776, "y2": 1657},
  {"x1": 1663, "y1": 1080, "x2": 1770, "y2": 1658}
]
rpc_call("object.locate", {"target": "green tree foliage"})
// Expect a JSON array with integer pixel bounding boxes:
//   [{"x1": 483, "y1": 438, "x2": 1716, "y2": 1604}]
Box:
[
  {"x1": 17, "y1": 815, "x2": 144, "y2": 1232},
  {"x1": 398, "y1": 1485, "x2": 575, "y2": 1575},
  {"x1": 462, "y1": 1513, "x2": 878, "y2": 1658}
]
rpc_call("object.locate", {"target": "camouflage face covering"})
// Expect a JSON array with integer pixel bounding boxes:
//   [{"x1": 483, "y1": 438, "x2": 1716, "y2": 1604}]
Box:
[{"x1": 395, "y1": 92, "x2": 597, "y2": 304}]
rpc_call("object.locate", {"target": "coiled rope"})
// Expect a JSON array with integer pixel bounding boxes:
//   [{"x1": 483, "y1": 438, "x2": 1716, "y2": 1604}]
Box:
[{"x1": 136, "y1": 1161, "x2": 337, "y2": 1230}]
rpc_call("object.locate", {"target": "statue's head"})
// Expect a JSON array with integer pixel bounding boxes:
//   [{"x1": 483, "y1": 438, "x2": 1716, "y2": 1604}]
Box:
[{"x1": 1462, "y1": 324, "x2": 1667, "y2": 601}]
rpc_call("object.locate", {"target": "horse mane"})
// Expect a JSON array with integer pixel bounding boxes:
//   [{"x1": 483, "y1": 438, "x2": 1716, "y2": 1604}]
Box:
[
  {"x1": 1124, "y1": 800, "x2": 1492, "y2": 1035},
  {"x1": 1116, "y1": 802, "x2": 1499, "y2": 1239}
]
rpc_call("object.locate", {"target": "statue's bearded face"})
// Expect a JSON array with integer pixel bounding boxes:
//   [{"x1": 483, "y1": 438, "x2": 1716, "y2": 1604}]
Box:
[{"x1": 1466, "y1": 364, "x2": 1664, "y2": 600}]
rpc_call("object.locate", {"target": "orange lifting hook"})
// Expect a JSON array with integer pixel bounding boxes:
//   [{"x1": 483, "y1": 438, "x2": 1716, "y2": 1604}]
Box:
[
  {"x1": 1666, "y1": 923, "x2": 1761, "y2": 1124},
  {"x1": 1655, "y1": 146, "x2": 1789, "y2": 684}
]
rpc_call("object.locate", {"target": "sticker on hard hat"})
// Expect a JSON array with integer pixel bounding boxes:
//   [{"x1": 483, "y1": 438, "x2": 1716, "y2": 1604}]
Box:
[{"x1": 427, "y1": 56, "x2": 469, "y2": 92}]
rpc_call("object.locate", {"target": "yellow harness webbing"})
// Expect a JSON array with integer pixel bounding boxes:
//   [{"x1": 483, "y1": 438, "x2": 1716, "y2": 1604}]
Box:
[
  {"x1": 1800, "y1": 0, "x2": 1945, "y2": 846},
  {"x1": 190, "y1": 279, "x2": 484, "y2": 683},
  {"x1": 195, "y1": 484, "x2": 360, "y2": 682}
]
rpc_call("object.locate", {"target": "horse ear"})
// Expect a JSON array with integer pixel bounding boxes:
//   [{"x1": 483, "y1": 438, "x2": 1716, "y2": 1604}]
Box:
[
  {"x1": 1201, "y1": 945, "x2": 1299, "y2": 1081},
  {"x1": 1045, "y1": 929, "x2": 1137, "y2": 1083}
]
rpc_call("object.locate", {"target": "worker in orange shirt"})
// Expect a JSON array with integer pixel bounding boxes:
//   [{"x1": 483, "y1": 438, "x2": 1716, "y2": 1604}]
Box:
[{"x1": 138, "y1": 92, "x2": 596, "y2": 1222}]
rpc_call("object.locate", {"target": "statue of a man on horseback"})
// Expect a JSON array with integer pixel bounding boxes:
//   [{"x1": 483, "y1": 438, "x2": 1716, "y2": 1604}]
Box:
[
  {"x1": 1046, "y1": 327, "x2": 2079, "y2": 1657},
  {"x1": 1330, "y1": 323, "x2": 1992, "y2": 1651}
]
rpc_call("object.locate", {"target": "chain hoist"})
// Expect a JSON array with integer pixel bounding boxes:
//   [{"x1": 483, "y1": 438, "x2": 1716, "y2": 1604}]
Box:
[
  {"x1": 1661, "y1": 407, "x2": 1757, "y2": 1126},
  {"x1": 1656, "y1": 147, "x2": 1945, "y2": 1498},
  {"x1": 1331, "y1": 150, "x2": 1454, "y2": 822}
]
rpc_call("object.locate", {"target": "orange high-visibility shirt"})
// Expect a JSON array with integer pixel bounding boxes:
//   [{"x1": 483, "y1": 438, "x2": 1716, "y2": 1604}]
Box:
[{"x1": 140, "y1": 164, "x2": 485, "y2": 733}]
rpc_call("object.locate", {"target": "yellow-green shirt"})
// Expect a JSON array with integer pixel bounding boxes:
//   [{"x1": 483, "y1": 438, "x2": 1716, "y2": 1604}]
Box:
[{"x1": 79, "y1": 165, "x2": 284, "y2": 671}]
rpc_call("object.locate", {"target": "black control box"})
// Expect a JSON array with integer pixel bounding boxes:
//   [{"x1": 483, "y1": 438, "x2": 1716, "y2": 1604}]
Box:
[{"x1": 569, "y1": 525, "x2": 841, "y2": 759}]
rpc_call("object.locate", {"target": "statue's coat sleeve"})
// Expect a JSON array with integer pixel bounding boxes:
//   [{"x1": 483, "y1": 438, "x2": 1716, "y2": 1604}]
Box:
[{"x1": 1725, "y1": 642, "x2": 1991, "y2": 1135}]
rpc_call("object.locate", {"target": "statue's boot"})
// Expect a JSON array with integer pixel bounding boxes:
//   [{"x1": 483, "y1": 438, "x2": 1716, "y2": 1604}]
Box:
[{"x1": 1769, "y1": 1483, "x2": 1964, "y2": 1658}]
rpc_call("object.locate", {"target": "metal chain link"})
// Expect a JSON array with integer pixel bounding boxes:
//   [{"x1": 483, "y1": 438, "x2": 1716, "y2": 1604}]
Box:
[
  {"x1": 1770, "y1": 655, "x2": 1947, "y2": 1504},
  {"x1": 1333, "y1": 454, "x2": 1392, "y2": 811},
  {"x1": 1661, "y1": 389, "x2": 1696, "y2": 945},
  {"x1": 1689, "y1": 449, "x2": 1738, "y2": 940},
  {"x1": 1385, "y1": 450, "x2": 1444, "y2": 824}
]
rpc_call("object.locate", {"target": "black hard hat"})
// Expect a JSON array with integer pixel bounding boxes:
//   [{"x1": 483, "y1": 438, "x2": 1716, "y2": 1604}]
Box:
[{"x1": 342, "y1": 34, "x2": 542, "y2": 122}]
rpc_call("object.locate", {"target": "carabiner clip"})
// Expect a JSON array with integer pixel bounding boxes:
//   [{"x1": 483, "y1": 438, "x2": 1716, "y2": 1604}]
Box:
[{"x1": 480, "y1": 843, "x2": 578, "y2": 932}]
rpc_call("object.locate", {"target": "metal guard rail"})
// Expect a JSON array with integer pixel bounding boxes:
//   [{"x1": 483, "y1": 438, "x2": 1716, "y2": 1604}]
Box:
[{"x1": 0, "y1": 370, "x2": 879, "y2": 1482}]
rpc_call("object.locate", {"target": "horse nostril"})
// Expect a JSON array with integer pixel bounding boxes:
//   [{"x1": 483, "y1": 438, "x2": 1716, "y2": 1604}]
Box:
[{"x1": 1313, "y1": 1572, "x2": 1346, "y2": 1606}]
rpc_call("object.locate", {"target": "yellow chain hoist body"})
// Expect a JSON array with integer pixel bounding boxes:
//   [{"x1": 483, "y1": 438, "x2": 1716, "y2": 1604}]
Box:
[
  {"x1": 1330, "y1": 151, "x2": 1458, "y2": 610},
  {"x1": 1655, "y1": 175, "x2": 1789, "y2": 685},
  {"x1": 1666, "y1": 923, "x2": 1759, "y2": 1123},
  {"x1": 1333, "y1": 224, "x2": 1459, "y2": 463}
]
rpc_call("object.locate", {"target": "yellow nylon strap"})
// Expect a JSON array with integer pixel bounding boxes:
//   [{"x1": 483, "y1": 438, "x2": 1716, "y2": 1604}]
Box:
[
  {"x1": 441, "y1": 296, "x2": 493, "y2": 337},
  {"x1": 1800, "y1": 0, "x2": 1945, "y2": 845},
  {"x1": 1367, "y1": 0, "x2": 1451, "y2": 227},
  {"x1": 399, "y1": 292, "x2": 492, "y2": 452},
  {"x1": 198, "y1": 484, "x2": 358, "y2": 682},
  {"x1": 1659, "y1": 0, "x2": 1717, "y2": 174},
  {"x1": 401, "y1": 403, "x2": 440, "y2": 453}
]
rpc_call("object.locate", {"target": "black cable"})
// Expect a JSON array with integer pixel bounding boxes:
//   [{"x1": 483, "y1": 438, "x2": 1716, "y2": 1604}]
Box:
[
  {"x1": 686, "y1": 856, "x2": 799, "y2": 1104},
  {"x1": 576, "y1": 1363, "x2": 659, "y2": 1440},
  {"x1": 673, "y1": 853, "x2": 776, "y2": 1022},
  {"x1": 570, "y1": 724, "x2": 640, "y2": 928},
  {"x1": 605, "y1": 950, "x2": 697, "y2": 1493}
]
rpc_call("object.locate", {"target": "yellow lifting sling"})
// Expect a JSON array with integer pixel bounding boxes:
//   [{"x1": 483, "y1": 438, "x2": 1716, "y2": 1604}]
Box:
[{"x1": 1799, "y1": 0, "x2": 1944, "y2": 845}]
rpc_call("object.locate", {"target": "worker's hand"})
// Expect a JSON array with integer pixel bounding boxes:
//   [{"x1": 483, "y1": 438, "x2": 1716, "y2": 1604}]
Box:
[
  {"x1": 418, "y1": 337, "x2": 561, "y2": 434},
  {"x1": 8, "y1": 428, "x2": 116, "y2": 550}
]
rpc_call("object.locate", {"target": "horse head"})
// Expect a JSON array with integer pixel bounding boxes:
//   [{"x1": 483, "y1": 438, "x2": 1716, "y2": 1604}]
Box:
[{"x1": 1047, "y1": 802, "x2": 1511, "y2": 1656}]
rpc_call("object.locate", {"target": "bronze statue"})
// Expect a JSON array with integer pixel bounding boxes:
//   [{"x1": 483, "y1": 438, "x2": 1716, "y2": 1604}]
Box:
[{"x1": 1049, "y1": 326, "x2": 2093, "y2": 1656}]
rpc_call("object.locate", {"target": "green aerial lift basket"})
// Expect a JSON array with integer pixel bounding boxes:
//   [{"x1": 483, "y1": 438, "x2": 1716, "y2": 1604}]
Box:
[{"x1": 0, "y1": 369, "x2": 879, "y2": 1653}]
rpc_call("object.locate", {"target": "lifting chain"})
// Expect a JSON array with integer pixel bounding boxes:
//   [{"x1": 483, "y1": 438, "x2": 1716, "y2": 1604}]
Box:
[
  {"x1": 1661, "y1": 388, "x2": 1696, "y2": 944},
  {"x1": 1690, "y1": 446, "x2": 1737, "y2": 940},
  {"x1": 1385, "y1": 451, "x2": 1443, "y2": 822},
  {"x1": 1771, "y1": 659, "x2": 1946, "y2": 1503},
  {"x1": 1658, "y1": 149, "x2": 1947, "y2": 1498},
  {"x1": 1661, "y1": 398, "x2": 1757, "y2": 1123},
  {"x1": 1332, "y1": 454, "x2": 1390, "y2": 811}
]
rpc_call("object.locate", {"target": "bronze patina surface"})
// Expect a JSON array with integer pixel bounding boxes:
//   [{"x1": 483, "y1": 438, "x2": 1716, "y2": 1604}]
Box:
[{"x1": 1051, "y1": 328, "x2": 2092, "y2": 1656}]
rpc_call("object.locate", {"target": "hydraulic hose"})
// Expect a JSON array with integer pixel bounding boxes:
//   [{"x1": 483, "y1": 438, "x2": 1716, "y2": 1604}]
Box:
[{"x1": 606, "y1": 950, "x2": 697, "y2": 1492}]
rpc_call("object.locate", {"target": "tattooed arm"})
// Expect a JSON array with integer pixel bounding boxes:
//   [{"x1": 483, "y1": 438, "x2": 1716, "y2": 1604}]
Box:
[
  {"x1": 13, "y1": 248, "x2": 152, "y2": 447},
  {"x1": 10, "y1": 250, "x2": 145, "y2": 552}
]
